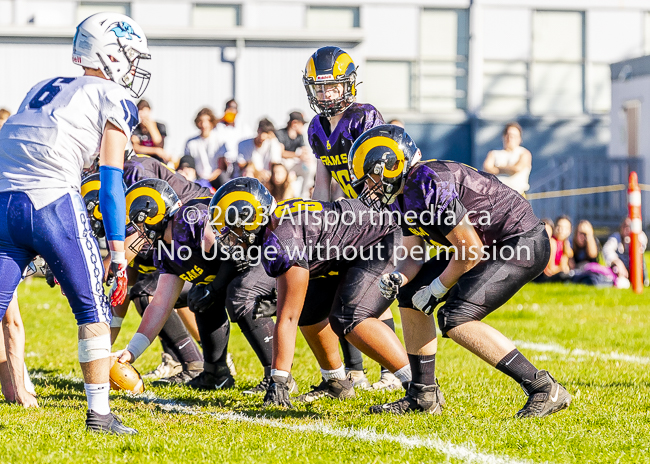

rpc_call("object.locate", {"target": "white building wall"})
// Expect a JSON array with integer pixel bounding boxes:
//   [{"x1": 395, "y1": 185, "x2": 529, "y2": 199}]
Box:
[{"x1": 0, "y1": 0, "x2": 649, "y2": 157}]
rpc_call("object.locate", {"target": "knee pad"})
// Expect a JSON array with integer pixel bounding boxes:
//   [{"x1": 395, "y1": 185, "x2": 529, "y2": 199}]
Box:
[{"x1": 78, "y1": 322, "x2": 110, "y2": 363}]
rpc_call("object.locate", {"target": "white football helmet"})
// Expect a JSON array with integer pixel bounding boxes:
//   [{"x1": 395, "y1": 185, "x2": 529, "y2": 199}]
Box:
[{"x1": 73, "y1": 12, "x2": 151, "y2": 98}]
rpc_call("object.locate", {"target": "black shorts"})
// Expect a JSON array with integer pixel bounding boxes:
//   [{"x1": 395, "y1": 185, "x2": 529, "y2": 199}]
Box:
[
  {"x1": 299, "y1": 230, "x2": 400, "y2": 337},
  {"x1": 225, "y1": 263, "x2": 276, "y2": 322},
  {"x1": 400, "y1": 223, "x2": 549, "y2": 336}
]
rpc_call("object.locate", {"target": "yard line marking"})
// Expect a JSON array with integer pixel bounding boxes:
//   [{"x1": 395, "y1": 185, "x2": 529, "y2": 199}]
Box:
[
  {"x1": 141, "y1": 392, "x2": 538, "y2": 464},
  {"x1": 515, "y1": 341, "x2": 650, "y2": 364},
  {"x1": 29, "y1": 372, "x2": 541, "y2": 464}
]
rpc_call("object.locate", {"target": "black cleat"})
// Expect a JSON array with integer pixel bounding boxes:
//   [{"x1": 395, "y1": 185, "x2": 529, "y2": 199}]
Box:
[
  {"x1": 152, "y1": 361, "x2": 203, "y2": 386},
  {"x1": 369, "y1": 381, "x2": 445, "y2": 415},
  {"x1": 86, "y1": 410, "x2": 138, "y2": 435},
  {"x1": 516, "y1": 370, "x2": 571, "y2": 418},
  {"x1": 243, "y1": 375, "x2": 298, "y2": 395},
  {"x1": 296, "y1": 376, "x2": 355, "y2": 403},
  {"x1": 186, "y1": 370, "x2": 235, "y2": 391}
]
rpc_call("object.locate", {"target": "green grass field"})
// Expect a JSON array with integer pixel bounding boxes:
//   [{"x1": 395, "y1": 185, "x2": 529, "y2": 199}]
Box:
[{"x1": 1, "y1": 277, "x2": 649, "y2": 464}]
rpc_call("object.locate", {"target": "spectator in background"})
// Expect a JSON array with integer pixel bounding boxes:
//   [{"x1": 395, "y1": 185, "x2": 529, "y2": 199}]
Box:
[
  {"x1": 241, "y1": 162, "x2": 264, "y2": 181},
  {"x1": 184, "y1": 108, "x2": 226, "y2": 182},
  {"x1": 483, "y1": 122, "x2": 532, "y2": 196},
  {"x1": 132, "y1": 100, "x2": 171, "y2": 163},
  {"x1": 603, "y1": 217, "x2": 648, "y2": 286},
  {"x1": 236, "y1": 118, "x2": 282, "y2": 181},
  {"x1": 176, "y1": 154, "x2": 213, "y2": 191},
  {"x1": 276, "y1": 111, "x2": 316, "y2": 198},
  {"x1": 387, "y1": 118, "x2": 404, "y2": 128},
  {"x1": 571, "y1": 220, "x2": 601, "y2": 269},
  {"x1": 266, "y1": 163, "x2": 295, "y2": 202},
  {"x1": 536, "y1": 216, "x2": 573, "y2": 282},
  {"x1": 215, "y1": 99, "x2": 251, "y2": 171},
  {"x1": 0, "y1": 108, "x2": 9, "y2": 129}
]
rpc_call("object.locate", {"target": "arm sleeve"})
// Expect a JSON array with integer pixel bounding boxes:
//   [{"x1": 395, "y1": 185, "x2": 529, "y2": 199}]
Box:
[{"x1": 99, "y1": 165, "x2": 126, "y2": 242}]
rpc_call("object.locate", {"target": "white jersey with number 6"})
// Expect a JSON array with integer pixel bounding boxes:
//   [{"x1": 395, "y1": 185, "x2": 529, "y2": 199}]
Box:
[{"x1": 0, "y1": 75, "x2": 138, "y2": 209}]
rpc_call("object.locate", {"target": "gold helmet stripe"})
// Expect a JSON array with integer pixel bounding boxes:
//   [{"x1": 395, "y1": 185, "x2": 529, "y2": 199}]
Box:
[
  {"x1": 212, "y1": 191, "x2": 263, "y2": 233},
  {"x1": 81, "y1": 179, "x2": 100, "y2": 198},
  {"x1": 305, "y1": 57, "x2": 317, "y2": 80},
  {"x1": 125, "y1": 186, "x2": 166, "y2": 226},
  {"x1": 81, "y1": 179, "x2": 103, "y2": 220},
  {"x1": 332, "y1": 53, "x2": 353, "y2": 78},
  {"x1": 352, "y1": 136, "x2": 405, "y2": 181}
]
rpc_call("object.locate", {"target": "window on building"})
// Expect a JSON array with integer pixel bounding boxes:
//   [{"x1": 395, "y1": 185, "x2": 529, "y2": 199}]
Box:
[
  {"x1": 531, "y1": 11, "x2": 584, "y2": 115},
  {"x1": 193, "y1": 4, "x2": 241, "y2": 28},
  {"x1": 76, "y1": 2, "x2": 130, "y2": 23},
  {"x1": 364, "y1": 61, "x2": 412, "y2": 112},
  {"x1": 418, "y1": 8, "x2": 469, "y2": 113},
  {"x1": 306, "y1": 6, "x2": 359, "y2": 30}
]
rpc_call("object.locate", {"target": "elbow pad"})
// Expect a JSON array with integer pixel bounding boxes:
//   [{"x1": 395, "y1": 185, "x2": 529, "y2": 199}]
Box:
[{"x1": 99, "y1": 165, "x2": 126, "y2": 241}]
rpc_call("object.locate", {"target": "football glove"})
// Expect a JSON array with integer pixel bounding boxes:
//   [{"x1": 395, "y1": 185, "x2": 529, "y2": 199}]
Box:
[
  {"x1": 108, "y1": 252, "x2": 128, "y2": 307},
  {"x1": 252, "y1": 288, "x2": 277, "y2": 320},
  {"x1": 187, "y1": 283, "x2": 214, "y2": 314},
  {"x1": 45, "y1": 266, "x2": 58, "y2": 288},
  {"x1": 379, "y1": 272, "x2": 404, "y2": 300},
  {"x1": 412, "y1": 277, "x2": 449, "y2": 316},
  {"x1": 263, "y1": 375, "x2": 293, "y2": 408}
]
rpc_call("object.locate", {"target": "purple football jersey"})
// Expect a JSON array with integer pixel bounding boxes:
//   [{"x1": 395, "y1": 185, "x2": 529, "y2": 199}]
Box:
[
  {"x1": 393, "y1": 161, "x2": 540, "y2": 247},
  {"x1": 308, "y1": 103, "x2": 384, "y2": 198},
  {"x1": 261, "y1": 198, "x2": 397, "y2": 278},
  {"x1": 154, "y1": 198, "x2": 223, "y2": 284},
  {"x1": 124, "y1": 155, "x2": 211, "y2": 204}
]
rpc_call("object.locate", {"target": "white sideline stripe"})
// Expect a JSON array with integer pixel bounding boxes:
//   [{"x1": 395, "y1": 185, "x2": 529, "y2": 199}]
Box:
[
  {"x1": 141, "y1": 392, "x2": 536, "y2": 464},
  {"x1": 28, "y1": 372, "x2": 539, "y2": 464},
  {"x1": 515, "y1": 341, "x2": 650, "y2": 364}
]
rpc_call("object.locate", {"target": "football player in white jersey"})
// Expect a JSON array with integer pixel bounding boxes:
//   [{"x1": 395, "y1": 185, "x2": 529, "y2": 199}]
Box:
[{"x1": 0, "y1": 12, "x2": 150, "y2": 434}]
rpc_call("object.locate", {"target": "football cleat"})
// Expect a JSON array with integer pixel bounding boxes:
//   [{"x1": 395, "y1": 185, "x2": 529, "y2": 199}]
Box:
[
  {"x1": 370, "y1": 371, "x2": 402, "y2": 391},
  {"x1": 516, "y1": 370, "x2": 571, "y2": 418},
  {"x1": 369, "y1": 381, "x2": 445, "y2": 415},
  {"x1": 143, "y1": 353, "x2": 182, "y2": 380},
  {"x1": 109, "y1": 359, "x2": 145, "y2": 394},
  {"x1": 152, "y1": 362, "x2": 203, "y2": 386},
  {"x1": 86, "y1": 410, "x2": 137, "y2": 435},
  {"x1": 346, "y1": 369, "x2": 370, "y2": 390},
  {"x1": 243, "y1": 375, "x2": 298, "y2": 395},
  {"x1": 187, "y1": 370, "x2": 235, "y2": 391},
  {"x1": 296, "y1": 377, "x2": 355, "y2": 403}
]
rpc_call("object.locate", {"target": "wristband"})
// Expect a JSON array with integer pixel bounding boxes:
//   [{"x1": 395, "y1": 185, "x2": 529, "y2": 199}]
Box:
[
  {"x1": 110, "y1": 316, "x2": 124, "y2": 328},
  {"x1": 125, "y1": 332, "x2": 151, "y2": 362},
  {"x1": 111, "y1": 251, "x2": 126, "y2": 263},
  {"x1": 428, "y1": 277, "x2": 449, "y2": 299}
]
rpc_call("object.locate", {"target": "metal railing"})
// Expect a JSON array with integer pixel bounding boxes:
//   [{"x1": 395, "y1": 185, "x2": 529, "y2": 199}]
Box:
[{"x1": 527, "y1": 156, "x2": 646, "y2": 230}]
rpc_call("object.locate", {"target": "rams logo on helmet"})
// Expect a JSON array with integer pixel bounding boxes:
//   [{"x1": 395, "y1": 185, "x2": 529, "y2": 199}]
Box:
[
  {"x1": 209, "y1": 178, "x2": 275, "y2": 252},
  {"x1": 348, "y1": 124, "x2": 420, "y2": 210},
  {"x1": 125, "y1": 179, "x2": 181, "y2": 254}
]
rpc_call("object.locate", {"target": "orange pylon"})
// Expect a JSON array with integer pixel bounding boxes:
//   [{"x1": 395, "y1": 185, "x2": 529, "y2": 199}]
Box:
[{"x1": 628, "y1": 172, "x2": 643, "y2": 294}]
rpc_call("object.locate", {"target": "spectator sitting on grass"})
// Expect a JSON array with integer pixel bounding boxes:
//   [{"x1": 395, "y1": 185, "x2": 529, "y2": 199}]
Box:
[
  {"x1": 176, "y1": 155, "x2": 213, "y2": 191},
  {"x1": 534, "y1": 216, "x2": 573, "y2": 283},
  {"x1": 184, "y1": 108, "x2": 225, "y2": 181},
  {"x1": 266, "y1": 163, "x2": 295, "y2": 202},
  {"x1": 571, "y1": 220, "x2": 601, "y2": 269},
  {"x1": 132, "y1": 100, "x2": 171, "y2": 163},
  {"x1": 603, "y1": 217, "x2": 648, "y2": 287},
  {"x1": 235, "y1": 118, "x2": 282, "y2": 180}
]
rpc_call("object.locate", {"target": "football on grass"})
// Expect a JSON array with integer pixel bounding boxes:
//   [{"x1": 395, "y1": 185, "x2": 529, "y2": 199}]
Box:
[{"x1": 109, "y1": 357, "x2": 145, "y2": 393}]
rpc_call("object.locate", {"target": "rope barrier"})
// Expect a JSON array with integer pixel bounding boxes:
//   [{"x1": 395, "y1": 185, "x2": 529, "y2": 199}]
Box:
[{"x1": 527, "y1": 184, "x2": 625, "y2": 200}]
